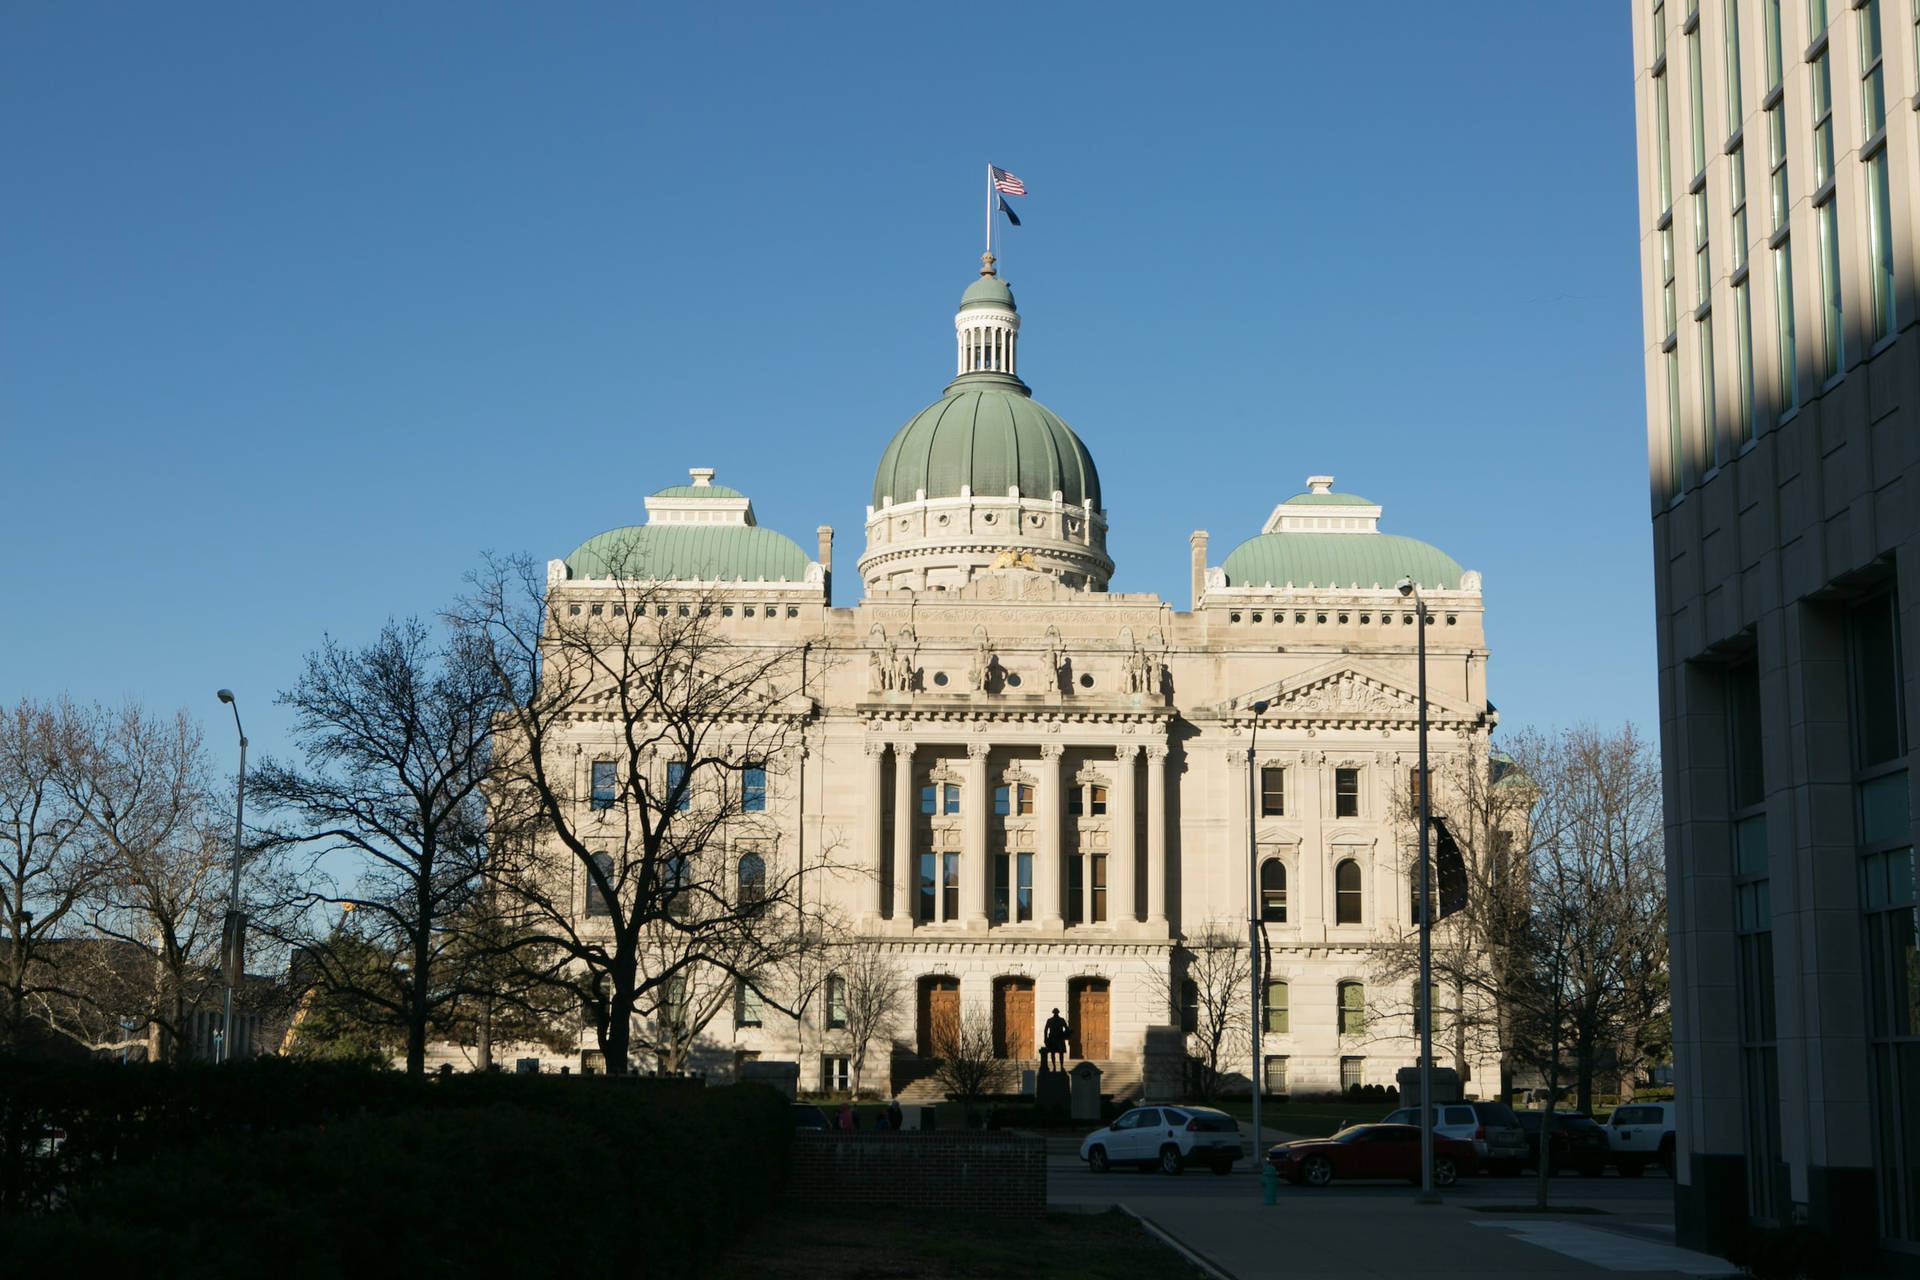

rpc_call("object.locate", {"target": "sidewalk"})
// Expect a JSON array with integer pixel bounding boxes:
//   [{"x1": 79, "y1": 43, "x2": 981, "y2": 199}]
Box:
[{"x1": 1102, "y1": 1192, "x2": 1741, "y2": 1279}]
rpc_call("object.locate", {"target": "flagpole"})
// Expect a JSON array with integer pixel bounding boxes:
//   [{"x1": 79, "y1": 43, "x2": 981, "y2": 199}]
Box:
[{"x1": 984, "y1": 162, "x2": 993, "y2": 263}]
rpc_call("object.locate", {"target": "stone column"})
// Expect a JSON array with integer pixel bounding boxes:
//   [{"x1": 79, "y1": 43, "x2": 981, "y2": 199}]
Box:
[
  {"x1": 1145, "y1": 744, "x2": 1169, "y2": 930},
  {"x1": 863, "y1": 742, "x2": 886, "y2": 919},
  {"x1": 1037, "y1": 744, "x2": 1064, "y2": 930},
  {"x1": 891, "y1": 743, "x2": 917, "y2": 924},
  {"x1": 964, "y1": 742, "x2": 991, "y2": 928},
  {"x1": 1111, "y1": 745, "x2": 1139, "y2": 925}
]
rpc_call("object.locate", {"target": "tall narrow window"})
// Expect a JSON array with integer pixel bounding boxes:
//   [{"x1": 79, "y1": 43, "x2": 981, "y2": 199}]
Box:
[
  {"x1": 590, "y1": 760, "x2": 616, "y2": 811},
  {"x1": 662, "y1": 975, "x2": 688, "y2": 1033},
  {"x1": 666, "y1": 761, "x2": 690, "y2": 811},
  {"x1": 1260, "y1": 766, "x2": 1285, "y2": 816},
  {"x1": 1862, "y1": 0, "x2": 1888, "y2": 139},
  {"x1": 944, "y1": 783, "x2": 961, "y2": 815},
  {"x1": 1700, "y1": 313, "x2": 1719, "y2": 470},
  {"x1": 1089, "y1": 785, "x2": 1108, "y2": 816},
  {"x1": 1730, "y1": 142, "x2": 1748, "y2": 274},
  {"x1": 1666, "y1": 348, "x2": 1685, "y2": 493},
  {"x1": 1662, "y1": 223, "x2": 1678, "y2": 338},
  {"x1": 1338, "y1": 981, "x2": 1366, "y2": 1035},
  {"x1": 1694, "y1": 189, "x2": 1711, "y2": 307},
  {"x1": 1763, "y1": 0, "x2": 1784, "y2": 88},
  {"x1": 1811, "y1": 47, "x2": 1835, "y2": 189},
  {"x1": 1090, "y1": 853, "x2": 1108, "y2": 923},
  {"x1": 1264, "y1": 980, "x2": 1289, "y2": 1034},
  {"x1": 742, "y1": 765, "x2": 766, "y2": 812},
  {"x1": 737, "y1": 981, "x2": 763, "y2": 1028},
  {"x1": 918, "y1": 851, "x2": 937, "y2": 922},
  {"x1": 585, "y1": 851, "x2": 614, "y2": 917},
  {"x1": 1866, "y1": 151, "x2": 1896, "y2": 343},
  {"x1": 942, "y1": 851, "x2": 960, "y2": 921},
  {"x1": 1335, "y1": 768, "x2": 1361, "y2": 818},
  {"x1": 1773, "y1": 243, "x2": 1798, "y2": 415},
  {"x1": 1067, "y1": 854, "x2": 1085, "y2": 925},
  {"x1": 826, "y1": 973, "x2": 848, "y2": 1029},
  {"x1": 1653, "y1": 0, "x2": 1667, "y2": 63},
  {"x1": 1734, "y1": 280, "x2": 1757, "y2": 443},
  {"x1": 1808, "y1": 0, "x2": 1829, "y2": 39},
  {"x1": 1335, "y1": 858, "x2": 1363, "y2": 924},
  {"x1": 737, "y1": 852, "x2": 765, "y2": 906},
  {"x1": 1687, "y1": 23, "x2": 1707, "y2": 177},
  {"x1": 1766, "y1": 103, "x2": 1788, "y2": 233},
  {"x1": 1411, "y1": 982, "x2": 1442, "y2": 1036},
  {"x1": 1340, "y1": 1056, "x2": 1365, "y2": 1091},
  {"x1": 1723, "y1": 0, "x2": 1744, "y2": 125},
  {"x1": 1260, "y1": 858, "x2": 1288, "y2": 923},
  {"x1": 1655, "y1": 65, "x2": 1674, "y2": 213},
  {"x1": 1816, "y1": 199, "x2": 1844, "y2": 380},
  {"x1": 1408, "y1": 767, "x2": 1431, "y2": 810}
]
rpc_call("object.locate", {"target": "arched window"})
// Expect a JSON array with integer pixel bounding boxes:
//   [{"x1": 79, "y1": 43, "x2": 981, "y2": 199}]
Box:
[
  {"x1": 1260, "y1": 858, "x2": 1288, "y2": 922},
  {"x1": 1264, "y1": 980, "x2": 1289, "y2": 1034},
  {"x1": 585, "y1": 852, "x2": 614, "y2": 917},
  {"x1": 737, "y1": 852, "x2": 765, "y2": 905},
  {"x1": 1338, "y1": 981, "x2": 1366, "y2": 1035},
  {"x1": 1334, "y1": 858, "x2": 1363, "y2": 924}
]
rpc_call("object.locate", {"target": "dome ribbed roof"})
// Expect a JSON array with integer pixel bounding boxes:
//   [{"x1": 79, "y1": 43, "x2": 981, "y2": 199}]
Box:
[
  {"x1": 872, "y1": 388, "x2": 1101, "y2": 510},
  {"x1": 1220, "y1": 533, "x2": 1465, "y2": 590},
  {"x1": 959, "y1": 276, "x2": 1016, "y2": 311},
  {"x1": 564, "y1": 525, "x2": 810, "y2": 582}
]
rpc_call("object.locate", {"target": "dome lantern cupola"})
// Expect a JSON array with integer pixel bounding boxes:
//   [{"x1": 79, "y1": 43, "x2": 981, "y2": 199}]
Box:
[{"x1": 859, "y1": 259, "x2": 1113, "y2": 596}]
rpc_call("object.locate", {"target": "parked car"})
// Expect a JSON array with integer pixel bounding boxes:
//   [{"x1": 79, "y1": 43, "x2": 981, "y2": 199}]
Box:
[
  {"x1": 791, "y1": 1104, "x2": 832, "y2": 1132},
  {"x1": 1515, "y1": 1110, "x2": 1610, "y2": 1177},
  {"x1": 1080, "y1": 1104, "x2": 1244, "y2": 1175},
  {"x1": 1266, "y1": 1123, "x2": 1479, "y2": 1187},
  {"x1": 1605, "y1": 1102, "x2": 1676, "y2": 1176},
  {"x1": 1381, "y1": 1100, "x2": 1529, "y2": 1175}
]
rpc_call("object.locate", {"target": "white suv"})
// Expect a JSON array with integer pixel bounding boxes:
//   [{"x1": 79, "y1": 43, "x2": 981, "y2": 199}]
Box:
[
  {"x1": 1605, "y1": 1102, "x2": 1676, "y2": 1176},
  {"x1": 1080, "y1": 1104, "x2": 1245, "y2": 1175}
]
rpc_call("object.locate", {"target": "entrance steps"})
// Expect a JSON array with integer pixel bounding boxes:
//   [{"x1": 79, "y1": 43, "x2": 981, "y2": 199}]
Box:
[{"x1": 888, "y1": 1056, "x2": 1144, "y2": 1106}]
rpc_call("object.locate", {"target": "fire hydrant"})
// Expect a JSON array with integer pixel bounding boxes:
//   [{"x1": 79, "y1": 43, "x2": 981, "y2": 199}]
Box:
[{"x1": 1261, "y1": 1160, "x2": 1280, "y2": 1204}]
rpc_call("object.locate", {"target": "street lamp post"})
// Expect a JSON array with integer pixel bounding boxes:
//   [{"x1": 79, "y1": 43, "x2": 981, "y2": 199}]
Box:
[
  {"x1": 1397, "y1": 577, "x2": 1437, "y2": 1204},
  {"x1": 1245, "y1": 697, "x2": 1270, "y2": 1175},
  {"x1": 215, "y1": 690, "x2": 247, "y2": 1064}
]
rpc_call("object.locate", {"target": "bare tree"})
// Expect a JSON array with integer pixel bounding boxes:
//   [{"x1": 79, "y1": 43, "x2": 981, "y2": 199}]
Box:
[
  {"x1": 461, "y1": 553, "x2": 839, "y2": 1076},
  {"x1": 929, "y1": 1004, "x2": 1014, "y2": 1127},
  {"x1": 0, "y1": 700, "x2": 91, "y2": 1055},
  {"x1": 834, "y1": 938, "x2": 908, "y2": 1098},
  {"x1": 252, "y1": 618, "x2": 501, "y2": 1076},
  {"x1": 1146, "y1": 924, "x2": 1250, "y2": 1101}
]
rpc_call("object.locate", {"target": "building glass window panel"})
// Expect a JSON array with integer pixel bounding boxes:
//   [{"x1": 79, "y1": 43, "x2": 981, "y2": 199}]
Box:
[
  {"x1": 1335, "y1": 858, "x2": 1364, "y2": 924},
  {"x1": 1067, "y1": 786, "x2": 1084, "y2": 817},
  {"x1": 1666, "y1": 349, "x2": 1685, "y2": 493},
  {"x1": 822, "y1": 1054, "x2": 849, "y2": 1092},
  {"x1": 1260, "y1": 766, "x2": 1285, "y2": 816},
  {"x1": 943, "y1": 851, "x2": 960, "y2": 920},
  {"x1": 826, "y1": 973, "x2": 847, "y2": 1028},
  {"x1": 585, "y1": 851, "x2": 614, "y2": 917},
  {"x1": 1729, "y1": 660, "x2": 1766, "y2": 809},
  {"x1": 1260, "y1": 858, "x2": 1288, "y2": 922},
  {"x1": 1773, "y1": 243, "x2": 1799, "y2": 413},
  {"x1": 944, "y1": 783, "x2": 961, "y2": 815},
  {"x1": 918, "y1": 851, "x2": 937, "y2": 921},
  {"x1": 1089, "y1": 785, "x2": 1108, "y2": 816},
  {"x1": 737, "y1": 852, "x2": 765, "y2": 906},
  {"x1": 1867, "y1": 152, "x2": 1897, "y2": 343},
  {"x1": 1090, "y1": 853, "x2": 1107, "y2": 923},
  {"x1": 1338, "y1": 982, "x2": 1366, "y2": 1036},
  {"x1": 1863, "y1": 0, "x2": 1888, "y2": 138},
  {"x1": 1700, "y1": 314, "x2": 1719, "y2": 470},
  {"x1": 1767, "y1": 104, "x2": 1789, "y2": 231},
  {"x1": 1265, "y1": 980, "x2": 1289, "y2": 1034},
  {"x1": 1812, "y1": 51, "x2": 1835, "y2": 188},
  {"x1": 1411, "y1": 983, "x2": 1441, "y2": 1036},
  {"x1": 1654, "y1": 0, "x2": 1668, "y2": 62},
  {"x1": 1180, "y1": 980, "x2": 1199, "y2": 1033},
  {"x1": 590, "y1": 760, "x2": 616, "y2": 810},
  {"x1": 1266, "y1": 1055, "x2": 1289, "y2": 1096},
  {"x1": 1067, "y1": 855, "x2": 1085, "y2": 925},
  {"x1": 1730, "y1": 143, "x2": 1748, "y2": 272},
  {"x1": 666, "y1": 761, "x2": 690, "y2": 811},
  {"x1": 920, "y1": 784, "x2": 936, "y2": 816},
  {"x1": 1340, "y1": 1056, "x2": 1365, "y2": 1092},
  {"x1": 1734, "y1": 281, "x2": 1757, "y2": 443},
  {"x1": 1723, "y1": 0, "x2": 1744, "y2": 123},
  {"x1": 994, "y1": 785, "x2": 1010, "y2": 817},
  {"x1": 1662, "y1": 223, "x2": 1678, "y2": 336},
  {"x1": 1335, "y1": 768, "x2": 1361, "y2": 818},
  {"x1": 1810, "y1": 0, "x2": 1830, "y2": 38},
  {"x1": 662, "y1": 975, "x2": 688, "y2": 1033},
  {"x1": 742, "y1": 765, "x2": 766, "y2": 812},
  {"x1": 1816, "y1": 199, "x2": 1844, "y2": 380},
  {"x1": 1688, "y1": 25, "x2": 1707, "y2": 176},
  {"x1": 1764, "y1": 0, "x2": 1784, "y2": 86},
  {"x1": 1694, "y1": 190, "x2": 1712, "y2": 305},
  {"x1": 991, "y1": 851, "x2": 1035, "y2": 924},
  {"x1": 737, "y1": 981, "x2": 763, "y2": 1028},
  {"x1": 1655, "y1": 70, "x2": 1674, "y2": 212},
  {"x1": 1408, "y1": 767, "x2": 1432, "y2": 810},
  {"x1": 1851, "y1": 592, "x2": 1907, "y2": 768}
]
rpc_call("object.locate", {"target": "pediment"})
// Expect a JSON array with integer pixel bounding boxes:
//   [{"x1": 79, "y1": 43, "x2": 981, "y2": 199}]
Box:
[{"x1": 1224, "y1": 659, "x2": 1478, "y2": 723}]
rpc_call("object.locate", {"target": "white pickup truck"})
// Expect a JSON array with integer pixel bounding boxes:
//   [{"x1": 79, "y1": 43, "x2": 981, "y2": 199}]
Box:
[{"x1": 1605, "y1": 1102, "x2": 1676, "y2": 1176}]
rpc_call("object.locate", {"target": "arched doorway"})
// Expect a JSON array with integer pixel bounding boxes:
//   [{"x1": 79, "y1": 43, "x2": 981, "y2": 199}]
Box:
[
  {"x1": 992, "y1": 977, "x2": 1035, "y2": 1059},
  {"x1": 1067, "y1": 977, "x2": 1110, "y2": 1059},
  {"x1": 917, "y1": 975, "x2": 960, "y2": 1057}
]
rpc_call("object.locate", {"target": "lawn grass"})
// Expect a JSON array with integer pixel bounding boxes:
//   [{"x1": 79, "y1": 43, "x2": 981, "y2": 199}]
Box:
[{"x1": 711, "y1": 1205, "x2": 1207, "y2": 1279}]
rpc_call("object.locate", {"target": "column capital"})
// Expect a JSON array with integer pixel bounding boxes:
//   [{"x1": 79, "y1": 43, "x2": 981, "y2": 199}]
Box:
[
  {"x1": 1114, "y1": 743, "x2": 1141, "y2": 762},
  {"x1": 1145, "y1": 744, "x2": 1169, "y2": 762},
  {"x1": 1038, "y1": 742, "x2": 1065, "y2": 761},
  {"x1": 967, "y1": 741, "x2": 992, "y2": 760},
  {"x1": 864, "y1": 741, "x2": 889, "y2": 759},
  {"x1": 893, "y1": 740, "x2": 917, "y2": 760}
]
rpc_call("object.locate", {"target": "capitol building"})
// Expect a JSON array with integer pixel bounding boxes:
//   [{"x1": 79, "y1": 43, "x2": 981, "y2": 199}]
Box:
[{"x1": 535, "y1": 253, "x2": 1502, "y2": 1099}]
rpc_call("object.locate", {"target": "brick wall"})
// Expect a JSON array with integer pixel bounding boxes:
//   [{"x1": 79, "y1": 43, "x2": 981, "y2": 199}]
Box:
[{"x1": 787, "y1": 1131, "x2": 1046, "y2": 1216}]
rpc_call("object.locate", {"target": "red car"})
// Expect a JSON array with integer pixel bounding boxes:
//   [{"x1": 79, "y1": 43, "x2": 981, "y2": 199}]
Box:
[{"x1": 1266, "y1": 1123, "x2": 1479, "y2": 1187}]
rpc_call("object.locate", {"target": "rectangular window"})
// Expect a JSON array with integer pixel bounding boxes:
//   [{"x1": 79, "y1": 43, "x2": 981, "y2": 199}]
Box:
[
  {"x1": 918, "y1": 851, "x2": 937, "y2": 922},
  {"x1": 1851, "y1": 591, "x2": 1907, "y2": 770},
  {"x1": 1655, "y1": 70, "x2": 1674, "y2": 212},
  {"x1": 1338, "y1": 982, "x2": 1366, "y2": 1035},
  {"x1": 1866, "y1": 151, "x2": 1896, "y2": 343},
  {"x1": 1662, "y1": 223, "x2": 1678, "y2": 337},
  {"x1": 991, "y1": 852, "x2": 1033, "y2": 924},
  {"x1": 1766, "y1": 103, "x2": 1788, "y2": 232},
  {"x1": 1090, "y1": 853, "x2": 1107, "y2": 923},
  {"x1": 1723, "y1": 0, "x2": 1744, "y2": 124},
  {"x1": 822, "y1": 1054, "x2": 849, "y2": 1092},
  {"x1": 1017, "y1": 851, "x2": 1032, "y2": 921},
  {"x1": 1340, "y1": 1056, "x2": 1365, "y2": 1092},
  {"x1": 1810, "y1": 0, "x2": 1830, "y2": 38},
  {"x1": 1811, "y1": 48, "x2": 1835, "y2": 188},
  {"x1": 585, "y1": 852, "x2": 614, "y2": 918},
  {"x1": 1862, "y1": 0, "x2": 1888, "y2": 138},
  {"x1": 1764, "y1": 0, "x2": 1784, "y2": 87},
  {"x1": 1653, "y1": 0, "x2": 1668, "y2": 63},
  {"x1": 1666, "y1": 348, "x2": 1685, "y2": 493},
  {"x1": 1089, "y1": 785, "x2": 1108, "y2": 816},
  {"x1": 827, "y1": 974, "x2": 848, "y2": 1028},
  {"x1": 1688, "y1": 24, "x2": 1707, "y2": 177},
  {"x1": 666, "y1": 761, "x2": 689, "y2": 811},
  {"x1": 738, "y1": 981, "x2": 763, "y2": 1028},
  {"x1": 1067, "y1": 855, "x2": 1085, "y2": 925},
  {"x1": 942, "y1": 851, "x2": 960, "y2": 921},
  {"x1": 1816, "y1": 198, "x2": 1844, "y2": 380},
  {"x1": 1734, "y1": 280, "x2": 1757, "y2": 443},
  {"x1": 1180, "y1": 980, "x2": 1199, "y2": 1033},
  {"x1": 1264, "y1": 980, "x2": 1289, "y2": 1034},
  {"x1": 920, "y1": 784, "x2": 936, "y2": 816},
  {"x1": 662, "y1": 976, "x2": 688, "y2": 1033},
  {"x1": 1694, "y1": 189, "x2": 1712, "y2": 307},
  {"x1": 1265, "y1": 1055, "x2": 1289, "y2": 1097},
  {"x1": 1260, "y1": 766, "x2": 1285, "y2": 816},
  {"x1": 590, "y1": 760, "x2": 616, "y2": 811},
  {"x1": 993, "y1": 784, "x2": 1010, "y2": 817},
  {"x1": 1411, "y1": 982, "x2": 1442, "y2": 1036},
  {"x1": 1335, "y1": 768, "x2": 1361, "y2": 818},
  {"x1": 1773, "y1": 242, "x2": 1799, "y2": 413},
  {"x1": 1700, "y1": 313, "x2": 1719, "y2": 470},
  {"x1": 944, "y1": 783, "x2": 961, "y2": 815},
  {"x1": 1408, "y1": 767, "x2": 1431, "y2": 810},
  {"x1": 1730, "y1": 142, "x2": 1748, "y2": 273},
  {"x1": 742, "y1": 765, "x2": 766, "y2": 812}
]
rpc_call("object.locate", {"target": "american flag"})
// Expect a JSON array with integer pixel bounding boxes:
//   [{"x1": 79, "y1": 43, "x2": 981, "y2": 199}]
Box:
[{"x1": 991, "y1": 166, "x2": 1026, "y2": 197}]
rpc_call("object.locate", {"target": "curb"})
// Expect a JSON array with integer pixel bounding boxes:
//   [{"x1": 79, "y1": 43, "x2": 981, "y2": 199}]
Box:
[{"x1": 1117, "y1": 1202, "x2": 1238, "y2": 1280}]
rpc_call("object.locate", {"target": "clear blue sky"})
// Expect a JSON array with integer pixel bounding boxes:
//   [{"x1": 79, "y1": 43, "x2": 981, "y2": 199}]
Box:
[{"x1": 1, "y1": 2, "x2": 1650, "y2": 778}]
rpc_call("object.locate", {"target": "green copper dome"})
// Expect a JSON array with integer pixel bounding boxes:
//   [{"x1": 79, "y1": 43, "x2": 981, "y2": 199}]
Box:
[
  {"x1": 959, "y1": 276, "x2": 1016, "y2": 311},
  {"x1": 1283, "y1": 490, "x2": 1373, "y2": 506},
  {"x1": 564, "y1": 525, "x2": 810, "y2": 582},
  {"x1": 1221, "y1": 533, "x2": 1464, "y2": 590},
  {"x1": 650, "y1": 482, "x2": 745, "y2": 499},
  {"x1": 872, "y1": 388, "x2": 1101, "y2": 510}
]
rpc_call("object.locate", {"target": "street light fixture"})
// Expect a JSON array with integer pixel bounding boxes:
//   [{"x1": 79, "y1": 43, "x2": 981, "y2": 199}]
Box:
[
  {"x1": 1245, "y1": 696, "x2": 1271, "y2": 1175},
  {"x1": 1397, "y1": 577, "x2": 1438, "y2": 1204},
  {"x1": 215, "y1": 689, "x2": 247, "y2": 1064}
]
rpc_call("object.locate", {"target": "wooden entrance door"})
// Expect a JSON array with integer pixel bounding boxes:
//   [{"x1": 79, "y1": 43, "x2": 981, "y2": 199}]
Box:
[
  {"x1": 918, "y1": 976, "x2": 960, "y2": 1057},
  {"x1": 993, "y1": 978, "x2": 1035, "y2": 1059},
  {"x1": 1069, "y1": 978, "x2": 1110, "y2": 1059}
]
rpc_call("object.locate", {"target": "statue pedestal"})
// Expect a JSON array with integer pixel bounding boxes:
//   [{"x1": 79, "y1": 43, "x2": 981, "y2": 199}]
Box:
[{"x1": 1035, "y1": 1066, "x2": 1070, "y2": 1118}]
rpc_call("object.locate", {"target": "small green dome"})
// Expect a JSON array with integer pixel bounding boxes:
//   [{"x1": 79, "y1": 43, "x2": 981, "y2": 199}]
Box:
[
  {"x1": 1283, "y1": 490, "x2": 1373, "y2": 506},
  {"x1": 564, "y1": 525, "x2": 810, "y2": 583},
  {"x1": 650, "y1": 482, "x2": 745, "y2": 499},
  {"x1": 959, "y1": 276, "x2": 1016, "y2": 311},
  {"x1": 1221, "y1": 533, "x2": 1464, "y2": 590},
  {"x1": 873, "y1": 388, "x2": 1101, "y2": 510}
]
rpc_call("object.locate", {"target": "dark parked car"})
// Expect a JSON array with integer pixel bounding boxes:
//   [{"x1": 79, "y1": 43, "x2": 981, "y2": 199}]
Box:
[
  {"x1": 791, "y1": 1104, "x2": 832, "y2": 1132},
  {"x1": 1266, "y1": 1123, "x2": 1479, "y2": 1187},
  {"x1": 1515, "y1": 1110, "x2": 1610, "y2": 1177}
]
